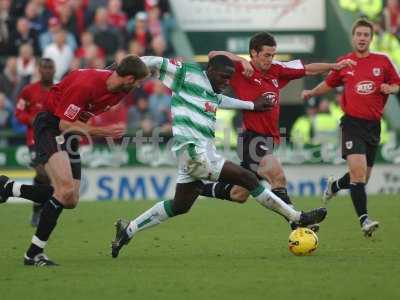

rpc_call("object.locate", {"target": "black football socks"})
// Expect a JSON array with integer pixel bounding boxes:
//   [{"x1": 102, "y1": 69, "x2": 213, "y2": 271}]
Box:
[
  {"x1": 331, "y1": 173, "x2": 350, "y2": 193},
  {"x1": 26, "y1": 197, "x2": 64, "y2": 258},
  {"x1": 349, "y1": 182, "x2": 368, "y2": 225},
  {"x1": 201, "y1": 182, "x2": 234, "y2": 201}
]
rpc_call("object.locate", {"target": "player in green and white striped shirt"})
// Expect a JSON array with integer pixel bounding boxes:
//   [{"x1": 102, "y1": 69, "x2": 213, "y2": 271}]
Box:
[{"x1": 111, "y1": 55, "x2": 327, "y2": 258}]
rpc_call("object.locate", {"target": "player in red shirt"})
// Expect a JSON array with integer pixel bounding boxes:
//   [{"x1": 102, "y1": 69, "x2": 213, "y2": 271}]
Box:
[
  {"x1": 302, "y1": 19, "x2": 400, "y2": 237},
  {"x1": 0, "y1": 55, "x2": 150, "y2": 266},
  {"x1": 15, "y1": 58, "x2": 55, "y2": 228},
  {"x1": 200, "y1": 32, "x2": 354, "y2": 231}
]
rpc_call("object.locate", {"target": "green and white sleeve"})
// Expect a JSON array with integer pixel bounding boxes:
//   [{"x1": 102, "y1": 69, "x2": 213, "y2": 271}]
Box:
[
  {"x1": 140, "y1": 56, "x2": 179, "y2": 89},
  {"x1": 217, "y1": 94, "x2": 254, "y2": 110}
]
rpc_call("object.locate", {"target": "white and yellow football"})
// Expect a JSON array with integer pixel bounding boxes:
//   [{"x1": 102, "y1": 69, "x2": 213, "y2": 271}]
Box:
[{"x1": 288, "y1": 227, "x2": 319, "y2": 256}]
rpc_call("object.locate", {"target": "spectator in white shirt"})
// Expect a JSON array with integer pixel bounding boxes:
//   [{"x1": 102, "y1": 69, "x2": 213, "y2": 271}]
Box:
[
  {"x1": 16, "y1": 43, "x2": 36, "y2": 79},
  {"x1": 43, "y1": 30, "x2": 73, "y2": 81}
]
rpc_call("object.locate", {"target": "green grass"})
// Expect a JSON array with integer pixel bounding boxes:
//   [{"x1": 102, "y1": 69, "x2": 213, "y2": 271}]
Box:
[{"x1": 1, "y1": 195, "x2": 400, "y2": 300}]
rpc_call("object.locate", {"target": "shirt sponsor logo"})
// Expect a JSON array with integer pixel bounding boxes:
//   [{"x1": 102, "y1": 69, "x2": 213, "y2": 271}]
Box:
[
  {"x1": 355, "y1": 81, "x2": 376, "y2": 95},
  {"x1": 373, "y1": 68, "x2": 381, "y2": 76},
  {"x1": 204, "y1": 102, "x2": 217, "y2": 113},
  {"x1": 64, "y1": 104, "x2": 81, "y2": 120}
]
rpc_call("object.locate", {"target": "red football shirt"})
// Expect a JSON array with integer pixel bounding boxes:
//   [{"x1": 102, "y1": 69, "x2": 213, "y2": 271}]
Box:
[
  {"x1": 46, "y1": 69, "x2": 127, "y2": 123},
  {"x1": 325, "y1": 52, "x2": 400, "y2": 121},
  {"x1": 16, "y1": 82, "x2": 52, "y2": 146},
  {"x1": 230, "y1": 60, "x2": 305, "y2": 143}
]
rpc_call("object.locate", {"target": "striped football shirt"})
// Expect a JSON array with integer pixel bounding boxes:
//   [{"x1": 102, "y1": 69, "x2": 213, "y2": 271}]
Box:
[{"x1": 141, "y1": 56, "x2": 226, "y2": 151}]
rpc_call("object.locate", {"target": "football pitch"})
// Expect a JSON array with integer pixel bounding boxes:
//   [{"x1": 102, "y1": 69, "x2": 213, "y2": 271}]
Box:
[{"x1": 1, "y1": 195, "x2": 399, "y2": 300}]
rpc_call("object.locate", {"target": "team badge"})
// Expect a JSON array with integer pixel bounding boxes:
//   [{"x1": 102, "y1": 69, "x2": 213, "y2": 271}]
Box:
[
  {"x1": 373, "y1": 68, "x2": 381, "y2": 76},
  {"x1": 345, "y1": 141, "x2": 353, "y2": 149},
  {"x1": 272, "y1": 79, "x2": 279, "y2": 88},
  {"x1": 64, "y1": 104, "x2": 81, "y2": 120},
  {"x1": 55, "y1": 135, "x2": 65, "y2": 145}
]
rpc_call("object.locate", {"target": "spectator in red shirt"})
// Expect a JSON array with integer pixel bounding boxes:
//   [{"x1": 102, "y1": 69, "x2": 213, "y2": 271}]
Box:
[
  {"x1": 15, "y1": 58, "x2": 55, "y2": 228},
  {"x1": 200, "y1": 32, "x2": 353, "y2": 232},
  {"x1": 74, "y1": 31, "x2": 105, "y2": 68},
  {"x1": 107, "y1": 0, "x2": 127, "y2": 30},
  {"x1": 302, "y1": 19, "x2": 400, "y2": 237},
  {"x1": 0, "y1": 55, "x2": 150, "y2": 266}
]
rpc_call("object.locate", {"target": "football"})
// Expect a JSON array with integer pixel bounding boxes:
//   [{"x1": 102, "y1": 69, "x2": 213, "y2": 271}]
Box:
[{"x1": 288, "y1": 227, "x2": 319, "y2": 256}]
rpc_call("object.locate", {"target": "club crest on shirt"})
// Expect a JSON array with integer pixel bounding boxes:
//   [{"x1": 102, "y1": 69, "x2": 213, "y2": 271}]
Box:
[
  {"x1": 345, "y1": 141, "x2": 353, "y2": 149},
  {"x1": 372, "y1": 68, "x2": 381, "y2": 76},
  {"x1": 271, "y1": 79, "x2": 279, "y2": 88},
  {"x1": 64, "y1": 104, "x2": 81, "y2": 120}
]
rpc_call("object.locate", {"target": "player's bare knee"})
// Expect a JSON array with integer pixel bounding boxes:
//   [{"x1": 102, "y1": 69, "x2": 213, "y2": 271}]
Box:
[
  {"x1": 349, "y1": 168, "x2": 366, "y2": 182},
  {"x1": 63, "y1": 197, "x2": 79, "y2": 209},
  {"x1": 274, "y1": 173, "x2": 287, "y2": 187},
  {"x1": 256, "y1": 168, "x2": 267, "y2": 179},
  {"x1": 230, "y1": 189, "x2": 248, "y2": 203},
  {"x1": 54, "y1": 184, "x2": 75, "y2": 207}
]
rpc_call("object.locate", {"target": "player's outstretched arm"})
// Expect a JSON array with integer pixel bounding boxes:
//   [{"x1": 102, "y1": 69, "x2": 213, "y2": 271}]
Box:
[
  {"x1": 304, "y1": 59, "x2": 356, "y2": 76},
  {"x1": 301, "y1": 81, "x2": 333, "y2": 101},
  {"x1": 209, "y1": 51, "x2": 253, "y2": 77},
  {"x1": 218, "y1": 94, "x2": 271, "y2": 112},
  {"x1": 59, "y1": 119, "x2": 125, "y2": 139}
]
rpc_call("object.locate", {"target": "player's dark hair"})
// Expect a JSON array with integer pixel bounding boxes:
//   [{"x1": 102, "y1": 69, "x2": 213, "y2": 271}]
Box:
[
  {"x1": 207, "y1": 55, "x2": 234, "y2": 71},
  {"x1": 249, "y1": 32, "x2": 276, "y2": 56},
  {"x1": 38, "y1": 57, "x2": 54, "y2": 67},
  {"x1": 351, "y1": 18, "x2": 374, "y2": 36},
  {"x1": 116, "y1": 55, "x2": 149, "y2": 79}
]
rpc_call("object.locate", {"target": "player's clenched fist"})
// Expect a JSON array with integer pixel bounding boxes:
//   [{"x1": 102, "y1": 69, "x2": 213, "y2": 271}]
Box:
[
  {"x1": 333, "y1": 58, "x2": 357, "y2": 71},
  {"x1": 301, "y1": 90, "x2": 314, "y2": 101},
  {"x1": 253, "y1": 93, "x2": 275, "y2": 111}
]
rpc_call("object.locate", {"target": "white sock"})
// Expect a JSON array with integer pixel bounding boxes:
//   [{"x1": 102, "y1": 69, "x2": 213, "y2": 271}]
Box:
[
  {"x1": 12, "y1": 181, "x2": 22, "y2": 197},
  {"x1": 126, "y1": 200, "x2": 173, "y2": 238},
  {"x1": 32, "y1": 235, "x2": 47, "y2": 249},
  {"x1": 253, "y1": 188, "x2": 301, "y2": 222}
]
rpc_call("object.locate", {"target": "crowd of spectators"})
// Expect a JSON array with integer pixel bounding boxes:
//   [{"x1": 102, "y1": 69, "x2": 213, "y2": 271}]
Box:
[{"x1": 0, "y1": 0, "x2": 175, "y2": 145}]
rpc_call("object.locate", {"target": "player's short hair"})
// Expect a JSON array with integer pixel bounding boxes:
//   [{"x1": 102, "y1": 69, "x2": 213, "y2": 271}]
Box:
[
  {"x1": 249, "y1": 32, "x2": 276, "y2": 56},
  {"x1": 351, "y1": 18, "x2": 374, "y2": 36},
  {"x1": 116, "y1": 55, "x2": 149, "y2": 79},
  {"x1": 38, "y1": 57, "x2": 54, "y2": 67},
  {"x1": 207, "y1": 55, "x2": 234, "y2": 71}
]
